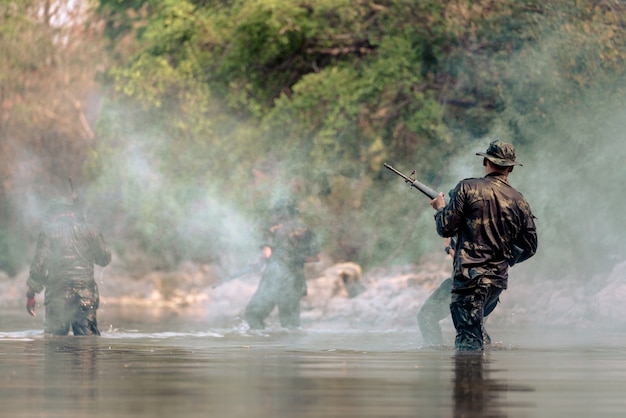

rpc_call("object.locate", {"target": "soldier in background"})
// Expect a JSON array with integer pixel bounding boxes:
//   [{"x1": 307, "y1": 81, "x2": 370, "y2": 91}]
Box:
[
  {"x1": 26, "y1": 197, "x2": 112, "y2": 336},
  {"x1": 417, "y1": 237, "x2": 455, "y2": 346},
  {"x1": 245, "y1": 198, "x2": 320, "y2": 329}
]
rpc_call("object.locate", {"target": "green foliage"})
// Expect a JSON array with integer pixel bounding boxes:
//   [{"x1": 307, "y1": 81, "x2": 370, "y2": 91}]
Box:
[
  {"x1": 0, "y1": 0, "x2": 624, "y2": 275},
  {"x1": 97, "y1": 0, "x2": 162, "y2": 42},
  {"x1": 81, "y1": 0, "x2": 626, "y2": 273},
  {"x1": 0, "y1": 0, "x2": 110, "y2": 275}
]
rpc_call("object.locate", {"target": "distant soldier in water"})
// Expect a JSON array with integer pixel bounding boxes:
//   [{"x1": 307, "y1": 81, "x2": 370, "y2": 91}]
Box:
[
  {"x1": 245, "y1": 198, "x2": 320, "y2": 329},
  {"x1": 26, "y1": 197, "x2": 112, "y2": 336}
]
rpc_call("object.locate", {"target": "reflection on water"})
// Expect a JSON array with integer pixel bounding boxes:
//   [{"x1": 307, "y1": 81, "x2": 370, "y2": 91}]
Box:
[
  {"x1": 42, "y1": 338, "x2": 100, "y2": 411},
  {"x1": 452, "y1": 352, "x2": 535, "y2": 418},
  {"x1": 2, "y1": 310, "x2": 626, "y2": 417},
  {"x1": 454, "y1": 353, "x2": 499, "y2": 417}
]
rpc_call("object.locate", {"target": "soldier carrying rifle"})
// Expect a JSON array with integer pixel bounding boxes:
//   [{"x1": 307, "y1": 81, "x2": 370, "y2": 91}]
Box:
[
  {"x1": 25, "y1": 179, "x2": 111, "y2": 336},
  {"x1": 244, "y1": 198, "x2": 320, "y2": 330},
  {"x1": 387, "y1": 140, "x2": 538, "y2": 351}
]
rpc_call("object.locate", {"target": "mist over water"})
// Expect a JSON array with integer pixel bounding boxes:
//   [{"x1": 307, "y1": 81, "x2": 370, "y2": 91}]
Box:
[
  {"x1": 390, "y1": 72, "x2": 626, "y2": 337},
  {"x1": 4, "y1": 119, "x2": 626, "y2": 418},
  {"x1": 431, "y1": 87, "x2": 626, "y2": 333},
  {"x1": 5, "y1": 8, "x2": 626, "y2": 418},
  {"x1": 4, "y1": 8, "x2": 626, "y2": 344},
  {"x1": 8, "y1": 87, "x2": 626, "y2": 339}
]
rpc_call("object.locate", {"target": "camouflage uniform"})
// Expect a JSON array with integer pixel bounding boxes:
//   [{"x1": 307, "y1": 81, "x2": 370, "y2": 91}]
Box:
[
  {"x1": 245, "y1": 206, "x2": 319, "y2": 329},
  {"x1": 434, "y1": 141, "x2": 537, "y2": 350},
  {"x1": 27, "y1": 200, "x2": 111, "y2": 336}
]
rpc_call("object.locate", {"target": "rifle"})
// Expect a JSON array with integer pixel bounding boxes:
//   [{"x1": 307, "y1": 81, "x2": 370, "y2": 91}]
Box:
[
  {"x1": 69, "y1": 177, "x2": 76, "y2": 200},
  {"x1": 386, "y1": 163, "x2": 526, "y2": 266},
  {"x1": 383, "y1": 163, "x2": 441, "y2": 200},
  {"x1": 68, "y1": 177, "x2": 86, "y2": 222},
  {"x1": 229, "y1": 260, "x2": 265, "y2": 280},
  {"x1": 213, "y1": 258, "x2": 266, "y2": 288}
]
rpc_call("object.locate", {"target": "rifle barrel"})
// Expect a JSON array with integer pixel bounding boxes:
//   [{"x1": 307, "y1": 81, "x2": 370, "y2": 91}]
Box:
[{"x1": 384, "y1": 163, "x2": 440, "y2": 200}]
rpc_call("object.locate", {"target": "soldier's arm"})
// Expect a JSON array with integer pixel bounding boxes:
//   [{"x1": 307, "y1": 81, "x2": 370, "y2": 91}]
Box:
[
  {"x1": 444, "y1": 237, "x2": 456, "y2": 258},
  {"x1": 303, "y1": 229, "x2": 320, "y2": 263},
  {"x1": 87, "y1": 225, "x2": 112, "y2": 267},
  {"x1": 434, "y1": 184, "x2": 464, "y2": 238},
  {"x1": 26, "y1": 232, "x2": 50, "y2": 293},
  {"x1": 26, "y1": 232, "x2": 50, "y2": 317},
  {"x1": 512, "y1": 215, "x2": 538, "y2": 265}
]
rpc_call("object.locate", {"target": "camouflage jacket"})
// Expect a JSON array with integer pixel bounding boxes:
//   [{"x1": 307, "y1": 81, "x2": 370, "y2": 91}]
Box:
[
  {"x1": 435, "y1": 172, "x2": 537, "y2": 290},
  {"x1": 263, "y1": 219, "x2": 319, "y2": 269},
  {"x1": 27, "y1": 217, "x2": 112, "y2": 293}
]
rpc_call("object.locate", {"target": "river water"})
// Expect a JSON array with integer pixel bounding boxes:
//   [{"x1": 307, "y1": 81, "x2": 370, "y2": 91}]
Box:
[{"x1": 2, "y1": 307, "x2": 626, "y2": 418}]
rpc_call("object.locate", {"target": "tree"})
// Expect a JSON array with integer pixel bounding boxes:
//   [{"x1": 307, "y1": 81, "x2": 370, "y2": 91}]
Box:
[
  {"x1": 88, "y1": 0, "x2": 626, "y2": 273},
  {"x1": 0, "y1": 0, "x2": 107, "y2": 274}
]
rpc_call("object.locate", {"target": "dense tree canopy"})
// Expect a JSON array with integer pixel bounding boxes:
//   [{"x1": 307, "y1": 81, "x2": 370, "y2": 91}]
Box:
[
  {"x1": 1, "y1": 0, "x2": 625, "y2": 277},
  {"x1": 0, "y1": 0, "x2": 105, "y2": 274}
]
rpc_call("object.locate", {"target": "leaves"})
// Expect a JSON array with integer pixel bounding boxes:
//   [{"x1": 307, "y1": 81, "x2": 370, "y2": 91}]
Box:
[{"x1": 3, "y1": 0, "x2": 626, "y2": 273}]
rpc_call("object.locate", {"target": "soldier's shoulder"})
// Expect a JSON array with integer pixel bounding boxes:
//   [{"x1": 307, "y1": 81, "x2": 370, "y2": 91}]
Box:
[
  {"x1": 515, "y1": 194, "x2": 535, "y2": 213},
  {"x1": 77, "y1": 222, "x2": 105, "y2": 234},
  {"x1": 459, "y1": 177, "x2": 481, "y2": 185},
  {"x1": 455, "y1": 177, "x2": 482, "y2": 190}
]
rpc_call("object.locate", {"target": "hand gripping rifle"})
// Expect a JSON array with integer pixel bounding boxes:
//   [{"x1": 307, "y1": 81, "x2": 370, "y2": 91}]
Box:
[
  {"x1": 69, "y1": 177, "x2": 86, "y2": 222},
  {"x1": 383, "y1": 163, "x2": 441, "y2": 200}
]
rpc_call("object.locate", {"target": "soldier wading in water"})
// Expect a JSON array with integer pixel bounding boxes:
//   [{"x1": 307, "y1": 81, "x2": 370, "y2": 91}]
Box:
[
  {"x1": 430, "y1": 140, "x2": 538, "y2": 351},
  {"x1": 26, "y1": 197, "x2": 112, "y2": 336},
  {"x1": 245, "y1": 199, "x2": 320, "y2": 330}
]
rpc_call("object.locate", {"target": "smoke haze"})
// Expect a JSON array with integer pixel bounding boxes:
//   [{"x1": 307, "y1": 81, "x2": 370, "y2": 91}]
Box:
[{"x1": 3, "y1": 2, "x2": 626, "y2": 335}]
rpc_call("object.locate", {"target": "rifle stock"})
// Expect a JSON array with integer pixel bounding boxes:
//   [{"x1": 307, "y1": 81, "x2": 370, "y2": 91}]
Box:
[{"x1": 384, "y1": 163, "x2": 440, "y2": 200}]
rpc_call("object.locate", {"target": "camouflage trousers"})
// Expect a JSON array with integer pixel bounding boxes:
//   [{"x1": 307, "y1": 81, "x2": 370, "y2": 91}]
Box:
[
  {"x1": 450, "y1": 283, "x2": 502, "y2": 351},
  {"x1": 44, "y1": 282, "x2": 100, "y2": 336},
  {"x1": 244, "y1": 260, "x2": 305, "y2": 330}
]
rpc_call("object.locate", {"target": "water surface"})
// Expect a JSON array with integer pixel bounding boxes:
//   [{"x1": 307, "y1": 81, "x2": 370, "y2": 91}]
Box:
[{"x1": 1, "y1": 309, "x2": 626, "y2": 417}]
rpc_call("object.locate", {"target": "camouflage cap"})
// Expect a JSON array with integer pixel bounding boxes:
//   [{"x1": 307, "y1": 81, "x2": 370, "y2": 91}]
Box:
[{"x1": 476, "y1": 140, "x2": 522, "y2": 167}]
